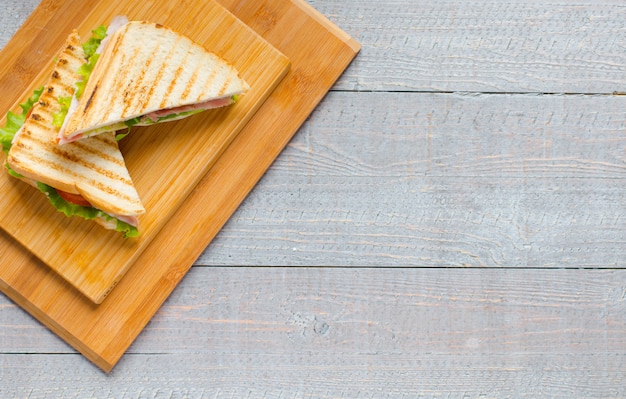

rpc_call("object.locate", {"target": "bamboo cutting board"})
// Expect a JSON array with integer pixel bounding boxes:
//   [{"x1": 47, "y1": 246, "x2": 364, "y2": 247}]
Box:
[
  {"x1": 0, "y1": 0, "x2": 360, "y2": 372},
  {"x1": 0, "y1": 0, "x2": 290, "y2": 304}
]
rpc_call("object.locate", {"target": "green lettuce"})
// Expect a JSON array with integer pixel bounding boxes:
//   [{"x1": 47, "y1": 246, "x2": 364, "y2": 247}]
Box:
[
  {"x1": 154, "y1": 109, "x2": 205, "y2": 123},
  {"x1": 75, "y1": 53, "x2": 100, "y2": 100},
  {"x1": 51, "y1": 26, "x2": 107, "y2": 125},
  {"x1": 37, "y1": 182, "x2": 139, "y2": 238},
  {"x1": 75, "y1": 25, "x2": 107, "y2": 99},
  {"x1": 123, "y1": 109, "x2": 205, "y2": 128},
  {"x1": 104, "y1": 109, "x2": 205, "y2": 141},
  {"x1": 52, "y1": 96, "x2": 72, "y2": 128},
  {"x1": 0, "y1": 86, "x2": 44, "y2": 178},
  {"x1": 115, "y1": 130, "x2": 130, "y2": 141},
  {"x1": 0, "y1": 86, "x2": 44, "y2": 155},
  {"x1": 0, "y1": 86, "x2": 139, "y2": 238},
  {"x1": 82, "y1": 25, "x2": 107, "y2": 59}
]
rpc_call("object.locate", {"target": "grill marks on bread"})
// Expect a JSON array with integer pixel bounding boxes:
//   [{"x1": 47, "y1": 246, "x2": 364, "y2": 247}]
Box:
[
  {"x1": 7, "y1": 30, "x2": 144, "y2": 216},
  {"x1": 62, "y1": 21, "x2": 248, "y2": 137}
]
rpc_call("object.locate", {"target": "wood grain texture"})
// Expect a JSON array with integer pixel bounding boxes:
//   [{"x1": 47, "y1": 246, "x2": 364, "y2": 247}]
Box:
[
  {"x1": 0, "y1": 0, "x2": 289, "y2": 304},
  {"x1": 2, "y1": 0, "x2": 626, "y2": 396},
  {"x1": 2, "y1": 267, "x2": 626, "y2": 397},
  {"x1": 201, "y1": 91, "x2": 626, "y2": 266},
  {"x1": 0, "y1": 0, "x2": 359, "y2": 372},
  {"x1": 307, "y1": 0, "x2": 626, "y2": 93}
]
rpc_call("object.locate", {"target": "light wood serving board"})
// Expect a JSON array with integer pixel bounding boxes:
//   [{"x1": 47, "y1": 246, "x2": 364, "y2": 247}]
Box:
[
  {"x1": 0, "y1": 0, "x2": 360, "y2": 372},
  {"x1": 0, "y1": 0, "x2": 290, "y2": 304}
]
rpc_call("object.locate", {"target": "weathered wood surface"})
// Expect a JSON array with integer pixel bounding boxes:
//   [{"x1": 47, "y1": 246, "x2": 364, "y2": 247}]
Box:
[
  {"x1": 3, "y1": 267, "x2": 626, "y2": 397},
  {"x1": 202, "y1": 92, "x2": 625, "y2": 266},
  {"x1": 2, "y1": 0, "x2": 626, "y2": 396},
  {"x1": 308, "y1": 0, "x2": 626, "y2": 93}
]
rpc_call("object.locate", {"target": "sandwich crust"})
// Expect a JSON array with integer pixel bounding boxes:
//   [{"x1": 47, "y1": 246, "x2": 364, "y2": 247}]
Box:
[
  {"x1": 7, "y1": 31, "x2": 145, "y2": 217},
  {"x1": 61, "y1": 20, "x2": 250, "y2": 140}
]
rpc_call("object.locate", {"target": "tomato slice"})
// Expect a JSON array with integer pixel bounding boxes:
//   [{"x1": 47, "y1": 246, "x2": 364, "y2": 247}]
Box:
[{"x1": 57, "y1": 190, "x2": 92, "y2": 207}]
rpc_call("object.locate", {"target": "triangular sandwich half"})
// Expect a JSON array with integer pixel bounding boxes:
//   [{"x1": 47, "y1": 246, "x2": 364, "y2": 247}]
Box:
[
  {"x1": 4, "y1": 30, "x2": 145, "y2": 237},
  {"x1": 58, "y1": 17, "x2": 250, "y2": 143}
]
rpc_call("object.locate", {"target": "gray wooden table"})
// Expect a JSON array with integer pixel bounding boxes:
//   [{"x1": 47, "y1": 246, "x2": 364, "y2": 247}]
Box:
[{"x1": 2, "y1": 0, "x2": 625, "y2": 397}]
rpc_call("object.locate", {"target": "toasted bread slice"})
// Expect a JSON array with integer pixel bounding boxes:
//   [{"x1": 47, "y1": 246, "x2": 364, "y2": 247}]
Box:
[
  {"x1": 7, "y1": 31, "x2": 145, "y2": 218},
  {"x1": 59, "y1": 20, "x2": 250, "y2": 143}
]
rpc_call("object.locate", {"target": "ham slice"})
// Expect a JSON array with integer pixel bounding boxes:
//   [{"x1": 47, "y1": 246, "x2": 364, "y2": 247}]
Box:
[{"x1": 139, "y1": 96, "x2": 235, "y2": 124}]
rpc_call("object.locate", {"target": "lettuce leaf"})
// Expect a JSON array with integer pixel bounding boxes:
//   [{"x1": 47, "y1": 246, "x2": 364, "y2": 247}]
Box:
[
  {"x1": 52, "y1": 96, "x2": 72, "y2": 128},
  {"x1": 115, "y1": 130, "x2": 131, "y2": 141},
  {"x1": 154, "y1": 109, "x2": 204, "y2": 123},
  {"x1": 124, "y1": 109, "x2": 206, "y2": 128},
  {"x1": 82, "y1": 25, "x2": 107, "y2": 59},
  {"x1": 75, "y1": 53, "x2": 100, "y2": 100},
  {"x1": 37, "y1": 182, "x2": 140, "y2": 238},
  {"x1": 75, "y1": 25, "x2": 107, "y2": 99},
  {"x1": 0, "y1": 86, "x2": 139, "y2": 238},
  {"x1": 101, "y1": 109, "x2": 205, "y2": 141},
  {"x1": 0, "y1": 86, "x2": 44, "y2": 155},
  {"x1": 124, "y1": 116, "x2": 143, "y2": 128},
  {"x1": 0, "y1": 86, "x2": 44, "y2": 178}
]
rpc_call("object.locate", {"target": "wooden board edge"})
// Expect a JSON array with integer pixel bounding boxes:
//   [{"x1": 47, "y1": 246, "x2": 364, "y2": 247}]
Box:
[
  {"x1": 90, "y1": 58, "x2": 292, "y2": 305},
  {"x1": 0, "y1": 279, "x2": 112, "y2": 371},
  {"x1": 290, "y1": 0, "x2": 361, "y2": 53},
  {"x1": 0, "y1": 0, "x2": 361, "y2": 373},
  {"x1": 0, "y1": 1, "x2": 291, "y2": 306},
  {"x1": 96, "y1": 0, "x2": 361, "y2": 370}
]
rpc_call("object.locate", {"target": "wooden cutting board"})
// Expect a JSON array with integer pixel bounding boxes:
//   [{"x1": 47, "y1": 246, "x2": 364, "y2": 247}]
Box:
[
  {"x1": 0, "y1": 0, "x2": 290, "y2": 304},
  {"x1": 0, "y1": 0, "x2": 360, "y2": 372}
]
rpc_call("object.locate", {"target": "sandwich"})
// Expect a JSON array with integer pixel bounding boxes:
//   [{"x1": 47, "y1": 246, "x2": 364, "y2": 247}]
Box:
[
  {"x1": 0, "y1": 30, "x2": 145, "y2": 237},
  {"x1": 58, "y1": 16, "x2": 250, "y2": 144},
  {"x1": 0, "y1": 17, "x2": 249, "y2": 236}
]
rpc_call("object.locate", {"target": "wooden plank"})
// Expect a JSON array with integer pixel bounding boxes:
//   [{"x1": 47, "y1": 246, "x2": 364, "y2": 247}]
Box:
[
  {"x1": 2, "y1": 353, "x2": 624, "y2": 398},
  {"x1": 200, "y1": 91, "x2": 626, "y2": 266},
  {"x1": 307, "y1": 0, "x2": 626, "y2": 93},
  {"x1": 0, "y1": 0, "x2": 289, "y2": 304},
  {"x1": 3, "y1": 1, "x2": 624, "y2": 395},
  {"x1": 0, "y1": 0, "x2": 359, "y2": 372},
  {"x1": 2, "y1": 267, "x2": 625, "y2": 397}
]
